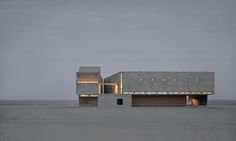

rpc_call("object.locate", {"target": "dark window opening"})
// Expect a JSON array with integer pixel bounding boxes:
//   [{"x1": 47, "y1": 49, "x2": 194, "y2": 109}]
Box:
[{"x1": 117, "y1": 99, "x2": 123, "y2": 105}]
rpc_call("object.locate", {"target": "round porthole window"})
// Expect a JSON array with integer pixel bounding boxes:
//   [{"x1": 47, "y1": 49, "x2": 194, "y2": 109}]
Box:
[
  {"x1": 139, "y1": 78, "x2": 143, "y2": 82},
  {"x1": 184, "y1": 78, "x2": 189, "y2": 82}
]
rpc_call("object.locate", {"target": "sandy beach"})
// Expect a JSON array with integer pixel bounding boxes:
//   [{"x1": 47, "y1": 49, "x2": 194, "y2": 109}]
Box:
[{"x1": 0, "y1": 103, "x2": 236, "y2": 141}]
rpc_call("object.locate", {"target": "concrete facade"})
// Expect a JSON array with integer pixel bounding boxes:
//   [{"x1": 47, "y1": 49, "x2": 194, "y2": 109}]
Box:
[
  {"x1": 76, "y1": 66, "x2": 102, "y2": 106},
  {"x1": 105, "y1": 72, "x2": 214, "y2": 93},
  {"x1": 77, "y1": 83, "x2": 98, "y2": 94},
  {"x1": 98, "y1": 94, "x2": 131, "y2": 108},
  {"x1": 76, "y1": 66, "x2": 215, "y2": 107}
]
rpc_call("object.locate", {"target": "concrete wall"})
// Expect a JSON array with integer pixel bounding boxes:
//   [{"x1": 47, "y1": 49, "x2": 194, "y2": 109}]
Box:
[
  {"x1": 98, "y1": 94, "x2": 131, "y2": 108},
  {"x1": 79, "y1": 97, "x2": 98, "y2": 106},
  {"x1": 76, "y1": 66, "x2": 102, "y2": 95},
  {"x1": 77, "y1": 83, "x2": 98, "y2": 94},
  {"x1": 105, "y1": 72, "x2": 214, "y2": 94}
]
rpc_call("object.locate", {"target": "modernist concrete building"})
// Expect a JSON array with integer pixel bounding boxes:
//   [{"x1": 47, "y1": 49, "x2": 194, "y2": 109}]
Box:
[{"x1": 76, "y1": 66, "x2": 214, "y2": 107}]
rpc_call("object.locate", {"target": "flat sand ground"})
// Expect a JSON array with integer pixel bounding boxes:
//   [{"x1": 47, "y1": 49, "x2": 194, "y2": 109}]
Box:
[{"x1": 0, "y1": 106, "x2": 236, "y2": 141}]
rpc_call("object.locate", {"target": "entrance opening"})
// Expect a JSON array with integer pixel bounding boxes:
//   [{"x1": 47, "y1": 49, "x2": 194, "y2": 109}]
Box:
[
  {"x1": 117, "y1": 98, "x2": 123, "y2": 105},
  {"x1": 187, "y1": 95, "x2": 208, "y2": 106}
]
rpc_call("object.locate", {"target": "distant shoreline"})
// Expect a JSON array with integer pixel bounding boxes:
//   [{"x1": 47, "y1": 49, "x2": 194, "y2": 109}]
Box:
[{"x1": 0, "y1": 99, "x2": 235, "y2": 106}]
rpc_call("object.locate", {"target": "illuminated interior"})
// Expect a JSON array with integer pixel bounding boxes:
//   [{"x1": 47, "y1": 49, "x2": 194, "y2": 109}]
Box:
[
  {"x1": 187, "y1": 95, "x2": 207, "y2": 106},
  {"x1": 100, "y1": 83, "x2": 118, "y2": 94},
  {"x1": 120, "y1": 73, "x2": 123, "y2": 94},
  {"x1": 77, "y1": 73, "x2": 98, "y2": 83}
]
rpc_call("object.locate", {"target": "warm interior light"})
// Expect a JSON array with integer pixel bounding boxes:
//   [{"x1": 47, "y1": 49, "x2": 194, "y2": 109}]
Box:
[
  {"x1": 98, "y1": 83, "x2": 118, "y2": 94},
  {"x1": 192, "y1": 98, "x2": 199, "y2": 105},
  {"x1": 115, "y1": 85, "x2": 118, "y2": 94},
  {"x1": 120, "y1": 73, "x2": 123, "y2": 94},
  {"x1": 77, "y1": 73, "x2": 98, "y2": 82},
  {"x1": 77, "y1": 81, "x2": 98, "y2": 83}
]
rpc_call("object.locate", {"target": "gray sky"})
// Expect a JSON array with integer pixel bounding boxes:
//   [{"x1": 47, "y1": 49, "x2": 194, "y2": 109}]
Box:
[{"x1": 0, "y1": 0, "x2": 236, "y2": 100}]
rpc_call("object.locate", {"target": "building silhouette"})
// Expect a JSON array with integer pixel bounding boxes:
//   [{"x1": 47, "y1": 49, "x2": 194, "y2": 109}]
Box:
[{"x1": 76, "y1": 66, "x2": 214, "y2": 107}]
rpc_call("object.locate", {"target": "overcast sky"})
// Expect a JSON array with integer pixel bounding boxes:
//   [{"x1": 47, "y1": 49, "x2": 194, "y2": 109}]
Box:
[{"x1": 0, "y1": 0, "x2": 236, "y2": 100}]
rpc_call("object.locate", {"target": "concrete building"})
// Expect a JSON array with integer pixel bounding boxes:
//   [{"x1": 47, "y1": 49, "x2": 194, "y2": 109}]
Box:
[{"x1": 76, "y1": 66, "x2": 214, "y2": 107}]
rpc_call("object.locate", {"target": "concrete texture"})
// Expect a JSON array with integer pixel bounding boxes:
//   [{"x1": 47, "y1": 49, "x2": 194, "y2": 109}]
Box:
[
  {"x1": 79, "y1": 97, "x2": 98, "y2": 106},
  {"x1": 106, "y1": 72, "x2": 214, "y2": 93},
  {"x1": 76, "y1": 67, "x2": 102, "y2": 95},
  {"x1": 98, "y1": 94, "x2": 131, "y2": 108},
  {"x1": 77, "y1": 83, "x2": 98, "y2": 94}
]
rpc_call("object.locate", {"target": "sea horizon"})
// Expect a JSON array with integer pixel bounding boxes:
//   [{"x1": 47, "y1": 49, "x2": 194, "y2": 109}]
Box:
[{"x1": 0, "y1": 99, "x2": 236, "y2": 106}]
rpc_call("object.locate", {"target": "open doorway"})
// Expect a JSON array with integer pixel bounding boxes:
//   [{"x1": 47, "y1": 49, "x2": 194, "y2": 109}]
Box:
[{"x1": 187, "y1": 95, "x2": 208, "y2": 106}]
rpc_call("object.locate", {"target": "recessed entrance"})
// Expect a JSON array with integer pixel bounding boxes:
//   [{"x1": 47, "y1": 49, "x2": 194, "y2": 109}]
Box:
[
  {"x1": 132, "y1": 95, "x2": 186, "y2": 106},
  {"x1": 101, "y1": 83, "x2": 118, "y2": 94},
  {"x1": 187, "y1": 95, "x2": 208, "y2": 106}
]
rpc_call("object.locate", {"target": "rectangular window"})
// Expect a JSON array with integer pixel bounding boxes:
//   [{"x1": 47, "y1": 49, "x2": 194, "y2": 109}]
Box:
[{"x1": 117, "y1": 99, "x2": 123, "y2": 105}]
